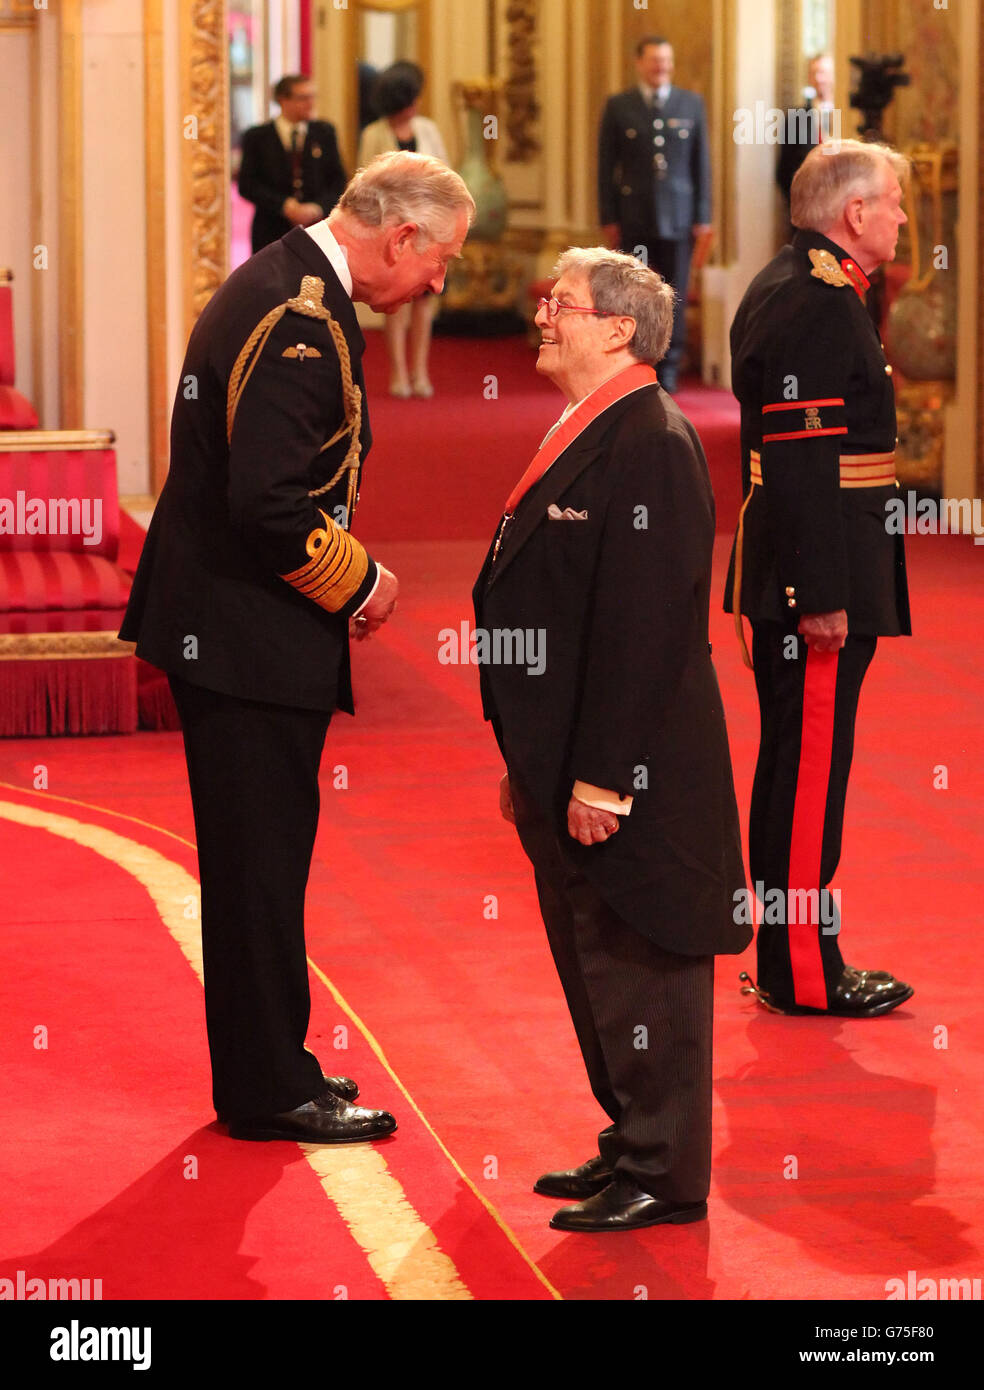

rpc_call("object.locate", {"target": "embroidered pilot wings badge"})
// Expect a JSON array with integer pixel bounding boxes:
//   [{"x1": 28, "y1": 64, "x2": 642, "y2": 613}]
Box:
[{"x1": 282, "y1": 343, "x2": 322, "y2": 360}]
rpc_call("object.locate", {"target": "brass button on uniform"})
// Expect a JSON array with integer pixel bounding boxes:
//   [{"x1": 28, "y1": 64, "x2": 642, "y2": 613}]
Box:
[
  {"x1": 785, "y1": 586, "x2": 795, "y2": 596},
  {"x1": 885, "y1": 364, "x2": 893, "y2": 375}
]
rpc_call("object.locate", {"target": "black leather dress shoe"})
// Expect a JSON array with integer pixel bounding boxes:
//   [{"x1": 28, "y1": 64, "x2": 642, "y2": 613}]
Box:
[
  {"x1": 534, "y1": 1154, "x2": 614, "y2": 1200},
  {"x1": 216, "y1": 1074, "x2": 358, "y2": 1124},
  {"x1": 317, "y1": 1075, "x2": 360, "y2": 1103},
  {"x1": 550, "y1": 1178, "x2": 707, "y2": 1233},
  {"x1": 228, "y1": 1092, "x2": 397, "y2": 1144},
  {"x1": 740, "y1": 966, "x2": 913, "y2": 1017}
]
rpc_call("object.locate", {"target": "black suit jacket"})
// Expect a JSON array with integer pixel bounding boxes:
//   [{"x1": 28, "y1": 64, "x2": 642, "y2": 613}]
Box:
[
  {"x1": 723, "y1": 229, "x2": 910, "y2": 635},
  {"x1": 598, "y1": 86, "x2": 711, "y2": 243},
  {"x1": 474, "y1": 384, "x2": 749, "y2": 957},
  {"x1": 776, "y1": 105, "x2": 820, "y2": 201},
  {"x1": 120, "y1": 227, "x2": 376, "y2": 714},
  {"x1": 238, "y1": 121, "x2": 347, "y2": 254}
]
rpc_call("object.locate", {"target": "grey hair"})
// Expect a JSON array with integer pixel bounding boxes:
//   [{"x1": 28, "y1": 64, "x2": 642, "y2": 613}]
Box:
[
  {"x1": 553, "y1": 247, "x2": 674, "y2": 364},
  {"x1": 791, "y1": 138, "x2": 910, "y2": 232},
  {"x1": 337, "y1": 150, "x2": 475, "y2": 248}
]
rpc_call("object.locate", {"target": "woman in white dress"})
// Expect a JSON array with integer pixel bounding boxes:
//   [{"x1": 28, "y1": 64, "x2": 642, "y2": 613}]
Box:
[{"x1": 358, "y1": 63, "x2": 450, "y2": 398}]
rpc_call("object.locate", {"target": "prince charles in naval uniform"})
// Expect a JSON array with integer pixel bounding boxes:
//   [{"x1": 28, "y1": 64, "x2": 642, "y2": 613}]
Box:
[
  {"x1": 474, "y1": 249, "x2": 750, "y2": 1232},
  {"x1": 122, "y1": 153, "x2": 473, "y2": 1144}
]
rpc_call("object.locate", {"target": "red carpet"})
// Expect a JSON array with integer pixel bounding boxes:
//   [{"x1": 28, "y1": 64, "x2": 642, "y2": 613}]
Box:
[
  {"x1": 351, "y1": 330, "x2": 743, "y2": 544},
  {"x1": 3, "y1": 332, "x2": 983, "y2": 1300}
]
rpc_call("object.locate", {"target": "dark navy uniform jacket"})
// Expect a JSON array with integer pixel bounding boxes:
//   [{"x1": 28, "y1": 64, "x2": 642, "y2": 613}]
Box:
[
  {"x1": 121, "y1": 227, "x2": 377, "y2": 714},
  {"x1": 598, "y1": 86, "x2": 711, "y2": 243},
  {"x1": 724, "y1": 229, "x2": 911, "y2": 637}
]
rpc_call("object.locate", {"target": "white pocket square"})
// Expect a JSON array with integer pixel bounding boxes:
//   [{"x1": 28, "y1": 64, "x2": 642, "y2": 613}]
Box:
[{"x1": 547, "y1": 504, "x2": 589, "y2": 521}]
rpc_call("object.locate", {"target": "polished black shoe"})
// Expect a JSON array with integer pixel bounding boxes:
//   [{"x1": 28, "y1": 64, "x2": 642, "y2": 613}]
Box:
[
  {"x1": 740, "y1": 966, "x2": 914, "y2": 1018},
  {"x1": 228, "y1": 1092, "x2": 396, "y2": 1144},
  {"x1": 550, "y1": 1178, "x2": 707, "y2": 1233},
  {"x1": 216, "y1": 1073, "x2": 358, "y2": 1124},
  {"x1": 534, "y1": 1154, "x2": 614, "y2": 1200},
  {"x1": 318, "y1": 1075, "x2": 360, "y2": 1103}
]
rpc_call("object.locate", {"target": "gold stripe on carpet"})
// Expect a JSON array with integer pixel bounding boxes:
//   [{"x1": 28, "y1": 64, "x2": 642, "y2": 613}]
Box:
[
  {"x1": 301, "y1": 1144, "x2": 471, "y2": 1300},
  {"x1": 308, "y1": 956, "x2": 563, "y2": 1301},
  {"x1": 0, "y1": 795, "x2": 474, "y2": 1301}
]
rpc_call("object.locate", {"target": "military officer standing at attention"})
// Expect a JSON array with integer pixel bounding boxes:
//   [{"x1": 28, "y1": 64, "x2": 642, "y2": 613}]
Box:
[
  {"x1": 122, "y1": 153, "x2": 474, "y2": 1141},
  {"x1": 238, "y1": 74, "x2": 348, "y2": 255},
  {"x1": 598, "y1": 35, "x2": 711, "y2": 394},
  {"x1": 725, "y1": 140, "x2": 914, "y2": 1018}
]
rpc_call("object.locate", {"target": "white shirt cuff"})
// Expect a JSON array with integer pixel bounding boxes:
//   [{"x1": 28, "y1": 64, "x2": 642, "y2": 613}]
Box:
[
  {"x1": 352, "y1": 568, "x2": 381, "y2": 617},
  {"x1": 572, "y1": 781, "x2": 633, "y2": 815}
]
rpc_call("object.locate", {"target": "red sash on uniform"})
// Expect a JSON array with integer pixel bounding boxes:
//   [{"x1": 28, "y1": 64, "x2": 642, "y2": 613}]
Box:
[{"x1": 502, "y1": 363, "x2": 659, "y2": 515}]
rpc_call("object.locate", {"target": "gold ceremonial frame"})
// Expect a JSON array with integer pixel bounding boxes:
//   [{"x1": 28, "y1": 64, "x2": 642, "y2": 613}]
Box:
[
  {"x1": 978, "y1": 5, "x2": 984, "y2": 496},
  {"x1": 144, "y1": 0, "x2": 169, "y2": 494},
  {"x1": 0, "y1": 428, "x2": 115, "y2": 451},
  {"x1": 179, "y1": 0, "x2": 229, "y2": 339},
  {"x1": 58, "y1": 0, "x2": 84, "y2": 429},
  {"x1": 142, "y1": 0, "x2": 230, "y2": 493},
  {"x1": 339, "y1": 0, "x2": 433, "y2": 170}
]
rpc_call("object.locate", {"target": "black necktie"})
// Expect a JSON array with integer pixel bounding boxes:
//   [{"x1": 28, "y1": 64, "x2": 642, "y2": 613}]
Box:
[{"x1": 290, "y1": 126, "x2": 302, "y2": 194}]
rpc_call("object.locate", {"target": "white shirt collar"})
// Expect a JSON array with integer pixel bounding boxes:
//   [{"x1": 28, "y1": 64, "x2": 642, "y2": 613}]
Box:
[
  {"x1": 304, "y1": 220, "x2": 353, "y2": 299},
  {"x1": 538, "y1": 398, "x2": 582, "y2": 451},
  {"x1": 275, "y1": 115, "x2": 307, "y2": 149},
  {"x1": 641, "y1": 83, "x2": 672, "y2": 104}
]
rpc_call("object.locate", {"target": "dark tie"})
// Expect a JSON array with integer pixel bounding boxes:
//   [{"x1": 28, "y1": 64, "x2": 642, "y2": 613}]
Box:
[{"x1": 290, "y1": 126, "x2": 303, "y2": 194}]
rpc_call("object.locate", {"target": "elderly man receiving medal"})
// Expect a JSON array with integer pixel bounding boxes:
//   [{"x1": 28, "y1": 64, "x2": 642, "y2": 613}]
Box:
[{"x1": 473, "y1": 249, "x2": 750, "y2": 1232}]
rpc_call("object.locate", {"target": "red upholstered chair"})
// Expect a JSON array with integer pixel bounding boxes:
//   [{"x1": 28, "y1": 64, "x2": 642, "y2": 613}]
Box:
[
  {"x1": 0, "y1": 270, "x2": 39, "y2": 431},
  {"x1": 0, "y1": 430, "x2": 137, "y2": 735}
]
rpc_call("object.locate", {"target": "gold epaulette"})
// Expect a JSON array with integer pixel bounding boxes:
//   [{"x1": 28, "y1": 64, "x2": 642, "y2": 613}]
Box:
[
  {"x1": 279, "y1": 508, "x2": 370, "y2": 613},
  {"x1": 808, "y1": 249, "x2": 851, "y2": 288}
]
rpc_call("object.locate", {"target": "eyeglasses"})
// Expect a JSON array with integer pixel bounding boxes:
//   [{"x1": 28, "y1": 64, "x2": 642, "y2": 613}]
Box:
[{"x1": 537, "y1": 296, "x2": 615, "y2": 321}]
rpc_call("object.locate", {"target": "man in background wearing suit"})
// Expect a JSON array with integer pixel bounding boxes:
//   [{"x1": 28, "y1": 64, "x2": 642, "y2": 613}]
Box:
[
  {"x1": 238, "y1": 74, "x2": 348, "y2": 254},
  {"x1": 777, "y1": 54, "x2": 837, "y2": 206},
  {"x1": 122, "y1": 153, "x2": 474, "y2": 1144},
  {"x1": 474, "y1": 249, "x2": 750, "y2": 1232},
  {"x1": 598, "y1": 36, "x2": 711, "y2": 394}
]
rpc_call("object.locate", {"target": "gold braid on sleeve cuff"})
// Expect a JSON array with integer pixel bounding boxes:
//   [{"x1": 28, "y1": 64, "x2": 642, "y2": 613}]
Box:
[{"x1": 280, "y1": 508, "x2": 369, "y2": 612}]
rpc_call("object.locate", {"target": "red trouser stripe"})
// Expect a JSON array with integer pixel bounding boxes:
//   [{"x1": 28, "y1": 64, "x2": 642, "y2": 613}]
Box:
[{"x1": 788, "y1": 647, "x2": 839, "y2": 1008}]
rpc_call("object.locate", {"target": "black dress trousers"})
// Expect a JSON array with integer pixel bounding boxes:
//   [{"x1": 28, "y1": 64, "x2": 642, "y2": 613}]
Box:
[
  {"x1": 626, "y1": 236, "x2": 693, "y2": 382},
  {"x1": 168, "y1": 675, "x2": 329, "y2": 1119},
  {"x1": 509, "y1": 770, "x2": 714, "y2": 1203},
  {"x1": 748, "y1": 622, "x2": 877, "y2": 1009}
]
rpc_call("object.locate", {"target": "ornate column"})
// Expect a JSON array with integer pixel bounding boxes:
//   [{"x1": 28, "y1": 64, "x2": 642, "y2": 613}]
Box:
[
  {"x1": 180, "y1": 0, "x2": 229, "y2": 338},
  {"x1": 58, "y1": 0, "x2": 84, "y2": 428}
]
